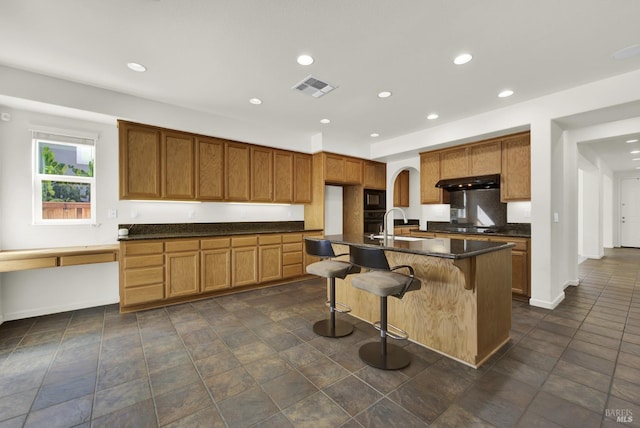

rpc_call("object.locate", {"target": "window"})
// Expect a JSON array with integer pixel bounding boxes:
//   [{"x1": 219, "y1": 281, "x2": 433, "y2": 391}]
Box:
[{"x1": 33, "y1": 130, "x2": 96, "y2": 224}]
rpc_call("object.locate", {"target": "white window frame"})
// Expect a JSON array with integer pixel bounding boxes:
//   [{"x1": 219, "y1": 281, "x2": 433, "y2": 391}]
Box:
[{"x1": 32, "y1": 129, "x2": 97, "y2": 225}]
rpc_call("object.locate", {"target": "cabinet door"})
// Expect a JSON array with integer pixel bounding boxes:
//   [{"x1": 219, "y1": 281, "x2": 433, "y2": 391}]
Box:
[
  {"x1": 393, "y1": 170, "x2": 410, "y2": 207},
  {"x1": 420, "y1": 152, "x2": 444, "y2": 204},
  {"x1": 501, "y1": 133, "x2": 531, "y2": 201},
  {"x1": 259, "y1": 244, "x2": 282, "y2": 282},
  {"x1": 324, "y1": 153, "x2": 345, "y2": 183},
  {"x1": 293, "y1": 153, "x2": 312, "y2": 203},
  {"x1": 163, "y1": 131, "x2": 196, "y2": 199},
  {"x1": 231, "y1": 246, "x2": 258, "y2": 287},
  {"x1": 251, "y1": 146, "x2": 274, "y2": 201},
  {"x1": 226, "y1": 142, "x2": 251, "y2": 201},
  {"x1": 440, "y1": 147, "x2": 469, "y2": 179},
  {"x1": 274, "y1": 150, "x2": 293, "y2": 203},
  {"x1": 119, "y1": 122, "x2": 162, "y2": 199},
  {"x1": 510, "y1": 250, "x2": 529, "y2": 296},
  {"x1": 201, "y1": 249, "x2": 231, "y2": 292},
  {"x1": 469, "y1": 140, "x2": 501, "y2": 175},
  {"x1": 197, "y1": 137, "x2": 225, "y2": 201},
  {"x1": 364, "y1": 161, "x2": 386, "y2": 190},
  {"x1": 166, "y1": 251, "x2": 199, "y2": 298},
  {"x1": 344, "y1": 158, "x2": 363, "y2": 184}
]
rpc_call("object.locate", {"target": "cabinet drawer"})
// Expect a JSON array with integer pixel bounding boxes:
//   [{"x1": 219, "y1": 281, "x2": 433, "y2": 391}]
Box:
[
  {"x1": 231, "y1": 236, "x2": 257, "y2": 247},
  {"x1": 282, "y1": 233, "x2": 302, "y2": 244},
  {"x1": 123, "y1": 284, "x2": 164, "y2": 306},
  {"x1": 124, "y1": 254, "x2": 164, "y2": 269},
  {"x1": 59, "y1": 252, "x2": 116, "y2": 267},
  {"x1": 283, "y1": 251, "x2": 302, "y2": 266},
  {"x1": 0, "y1": 257, "x2": 57, "y2": 272},
  {"x1": 165, "y1": 239, "x2": 199, "y2": 252},
  {"x1": 283, "y1": 264, "x2": 303, "y2": 278},
  {"x1": 123, "y1": 241, "x2": 163, "y2": 256},
  {"x1": 259, "y1": 234, "x2": 281, "y2": 245},
  {"x1": 124, "y1": 266, "x2": 164, "y2": 287},
  {"x1": 201, "y1": 238, "x2": 230, "y2": 250},
  {"x1": 282, "y1": 242, "x2": 303, "y2": 253}
]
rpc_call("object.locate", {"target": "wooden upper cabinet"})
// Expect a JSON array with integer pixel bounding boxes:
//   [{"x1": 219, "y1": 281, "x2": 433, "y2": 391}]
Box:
[
  {"x1": 119, "y1": 121, "x2": 162, "y2": 199},
  {"x1": 273, "y1": 150, "x2": 294, "y2": 203},
  {"x1": 293, "y1": 153, "x2": 312, "y2": 203},
  {"x1": 323, "y1": 153, "x2": 363, "y2": 185},
  {"x1": 324, "y1": 153, "x2": 345, "y2": 183},
  {"x1": 196, "y1": 136, "x2": 225, "y2": 201},
  {"x1": 394, "y1": 170, "x2": 410, "y2": 207},
  {"x1": 250, "y1": 146, "x2": 274, "y2": 202},
  {"x1": 440, "y1": 147, "x2": 469, "y2": 179},
  {"x1": 501, "y1": 132, "x2": 531, "y2": 201},
  {"x1": 344, "y1": 158, "x2": 363, "y2": 184},
  {"x1": 226, "y1": 142, "x2": 251, "y2": 201},
  {"x1": 420, "y1": 151, "x2": 445, "y2": 204},
  {"x1": 163, "y1": 131, "x2": 196, "y2": 200},
  {"x1": 469, "y1": 140, "x2": 502, "y2": 176},
  {"x1": 364, "y1": 161, "x2": 386, "y2": 190}
]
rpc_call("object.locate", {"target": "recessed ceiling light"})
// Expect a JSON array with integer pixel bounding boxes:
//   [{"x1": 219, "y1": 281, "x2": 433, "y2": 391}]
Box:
[
  {"x1": 126, "y1": 62, "x2": 147, "y2": 72},
  {"x1": 249, "y1": 98, "x2": 262, "y2": 105},
  {"x1": 633, "y1": 158, "x2": 640, "y2": 161},
  {"x1": 320, "y1": 118, "x2": 330, "y2": 124},
  {"x1": 612, "y1": 44, "x2": 640, "y2": 60},
  {"x1": 453, "y1": 53, "x2": 473, "y2": 65},
  {"x1": 498, "y1": 89, "x2": 514, "y2": 98},
  {"x1": 631, "y1": 150, "x2": 640, "y2": 154},
  {"x1": 370, "y1": 133, "x2": 380, "y2": 138},
  {"x1": 377, "y1": 91, "x2": 392, "y2": 98},
  {"x1": 626, "y1": 139, "x2": 639, "y2": 143},
  {"x1": 297, "y1": 54, "x2": 314, "y2": 66},
  {"x1": 427, "y1": 113, "x2": 439, "y2": 120},
  {"x1": 636, "y1": 166, "x2": 640, "y2": 169}
]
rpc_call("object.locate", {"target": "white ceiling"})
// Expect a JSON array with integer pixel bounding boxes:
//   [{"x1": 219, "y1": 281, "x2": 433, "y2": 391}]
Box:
[{"x1": 1, "y1": 0, "x2": 640, "y2": 169}]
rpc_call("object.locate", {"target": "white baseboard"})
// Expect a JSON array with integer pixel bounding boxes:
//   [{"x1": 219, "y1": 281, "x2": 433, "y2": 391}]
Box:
[
  {"x1": 564, "y1": 279, "x2": 580, "y2": 288},
  {"x1": 2, "y1": 297, "x2": 119, "y2": 322},
  {"x1": 582, "y1": 254, "x2": 604, "y2": 260},
  {"x1": 529, "y1": 291, "x2": 565, "y2": 309}
]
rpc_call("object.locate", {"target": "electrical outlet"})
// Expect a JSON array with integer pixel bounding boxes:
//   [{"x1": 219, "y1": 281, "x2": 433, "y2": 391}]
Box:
[
  {"x1": 188, "y1": 210, "x2": 196, "y2": 219},
  {"x1": 107, "y1": 209, "x2": 117, "y2": 219},
  {"x1": 131, "y1": 209, "x2": 139, "y2": 219}
]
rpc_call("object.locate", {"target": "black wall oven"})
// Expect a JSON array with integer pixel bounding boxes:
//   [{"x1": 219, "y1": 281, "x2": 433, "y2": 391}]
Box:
[
  {"x1": 364, "y1": 189, "x2": 386, "y2": 211},
  {"x1": 364, "y1": 189, "x2": 386, "y2": 234}
]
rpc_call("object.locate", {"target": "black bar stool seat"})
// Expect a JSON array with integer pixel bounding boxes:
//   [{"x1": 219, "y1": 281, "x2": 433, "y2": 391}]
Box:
[
  {"x1": 305, "y1": 238, "x2": 359, "y2": 338},
  {"x1": 349, "y1": 245, "x2": 420, "y2": 370}
]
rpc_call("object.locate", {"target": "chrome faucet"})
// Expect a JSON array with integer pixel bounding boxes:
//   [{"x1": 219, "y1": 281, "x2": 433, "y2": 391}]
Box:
[{"x1": 383, "y1": 207, "x2": 407, "y2": 245}]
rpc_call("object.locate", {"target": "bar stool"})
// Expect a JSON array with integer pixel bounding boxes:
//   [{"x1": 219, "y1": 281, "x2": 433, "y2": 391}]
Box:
[
  {"x1": 349, "y1": 245, "x2": 420, "y2": 370},
  {"x1": 305, "y1": 238, "x2": 360, "y2": 338}
]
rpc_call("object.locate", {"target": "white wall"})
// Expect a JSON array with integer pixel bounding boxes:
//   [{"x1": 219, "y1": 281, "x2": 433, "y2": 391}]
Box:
[{"x1": 324, "y1": 185, "x2": 343, "y2": 235}]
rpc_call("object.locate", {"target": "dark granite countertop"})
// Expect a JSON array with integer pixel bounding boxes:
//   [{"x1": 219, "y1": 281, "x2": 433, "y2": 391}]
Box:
[
  {"x1": 118, "y1": 221, "x2": 322, "y2": 241},
  {"x1": 322, "y1": 234, "x2": 514, "y2": 260},
  {"x1": 424, "y1": 222, "x2": 531, "y2": 238}
]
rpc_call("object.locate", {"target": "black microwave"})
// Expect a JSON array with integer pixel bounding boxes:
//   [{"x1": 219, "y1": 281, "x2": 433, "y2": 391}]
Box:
[{"x1": 364, "y1": 189, "x2": 386, "y2": 211}]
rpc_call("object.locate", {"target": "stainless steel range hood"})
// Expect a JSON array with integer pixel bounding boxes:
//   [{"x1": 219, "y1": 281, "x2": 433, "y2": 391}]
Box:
[{"x1": 435, "y1": 174, "x2": 500, "y2": 191}]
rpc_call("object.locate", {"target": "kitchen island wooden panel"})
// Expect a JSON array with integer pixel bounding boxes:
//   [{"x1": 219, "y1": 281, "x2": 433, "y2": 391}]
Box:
[{"x1": 321, "y1": 235, "x2": 513, "y2": 367}]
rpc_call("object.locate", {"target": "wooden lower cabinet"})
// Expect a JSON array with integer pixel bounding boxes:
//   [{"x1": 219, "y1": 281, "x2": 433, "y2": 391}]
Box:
[
  {"x1": 407, "y1": 231, "x2": 530, "y2": 298},
  {"x1": 120, "y1": 241, "x2": 165, "y2": 307},
  {"x1": 120, "y1": 232, "x2": 318, "y2": 312},
  {"x1": 201, "y1": 238, "x2": 231, "y2": 292}
]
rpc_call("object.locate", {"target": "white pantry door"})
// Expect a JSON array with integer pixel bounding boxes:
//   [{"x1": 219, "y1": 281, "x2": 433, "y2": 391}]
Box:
[{"x1": 620, "y1": 177, "x2": 640, "y2": 247}]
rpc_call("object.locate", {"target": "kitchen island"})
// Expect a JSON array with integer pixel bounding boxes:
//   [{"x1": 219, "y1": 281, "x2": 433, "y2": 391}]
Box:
[{"x1": 323, "y1": 234, "x2": 514, "y2": 368}]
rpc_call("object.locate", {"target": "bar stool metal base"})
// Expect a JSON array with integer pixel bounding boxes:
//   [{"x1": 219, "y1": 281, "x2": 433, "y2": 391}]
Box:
[
  {"x1": 313, "y1": 319, "x2": 353, "y2": 338},
  {"x1": 359, "y1": 342, "x2": 411, "y2": 370}
]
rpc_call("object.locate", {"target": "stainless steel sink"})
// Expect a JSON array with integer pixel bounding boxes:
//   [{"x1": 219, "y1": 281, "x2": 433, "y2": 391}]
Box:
[{"x1": 370, "y1": 235, "x2": 425, "y2": 242}]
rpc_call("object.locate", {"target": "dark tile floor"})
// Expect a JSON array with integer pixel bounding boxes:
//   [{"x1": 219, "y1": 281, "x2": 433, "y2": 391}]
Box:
[{"x1": 1, "y1": 247, "x2": 639, "y2": 427}]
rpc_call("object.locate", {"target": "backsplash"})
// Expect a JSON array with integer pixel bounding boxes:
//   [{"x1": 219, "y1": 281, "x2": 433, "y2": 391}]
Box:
[{"x1": 449, "y1": 188, "x2": 506, "y2": 227}]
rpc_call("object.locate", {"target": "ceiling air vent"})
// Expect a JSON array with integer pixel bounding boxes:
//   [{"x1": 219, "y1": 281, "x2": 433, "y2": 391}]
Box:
[{"x1": 292, "y1": 75, "x2": 337, "y2": 98}]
